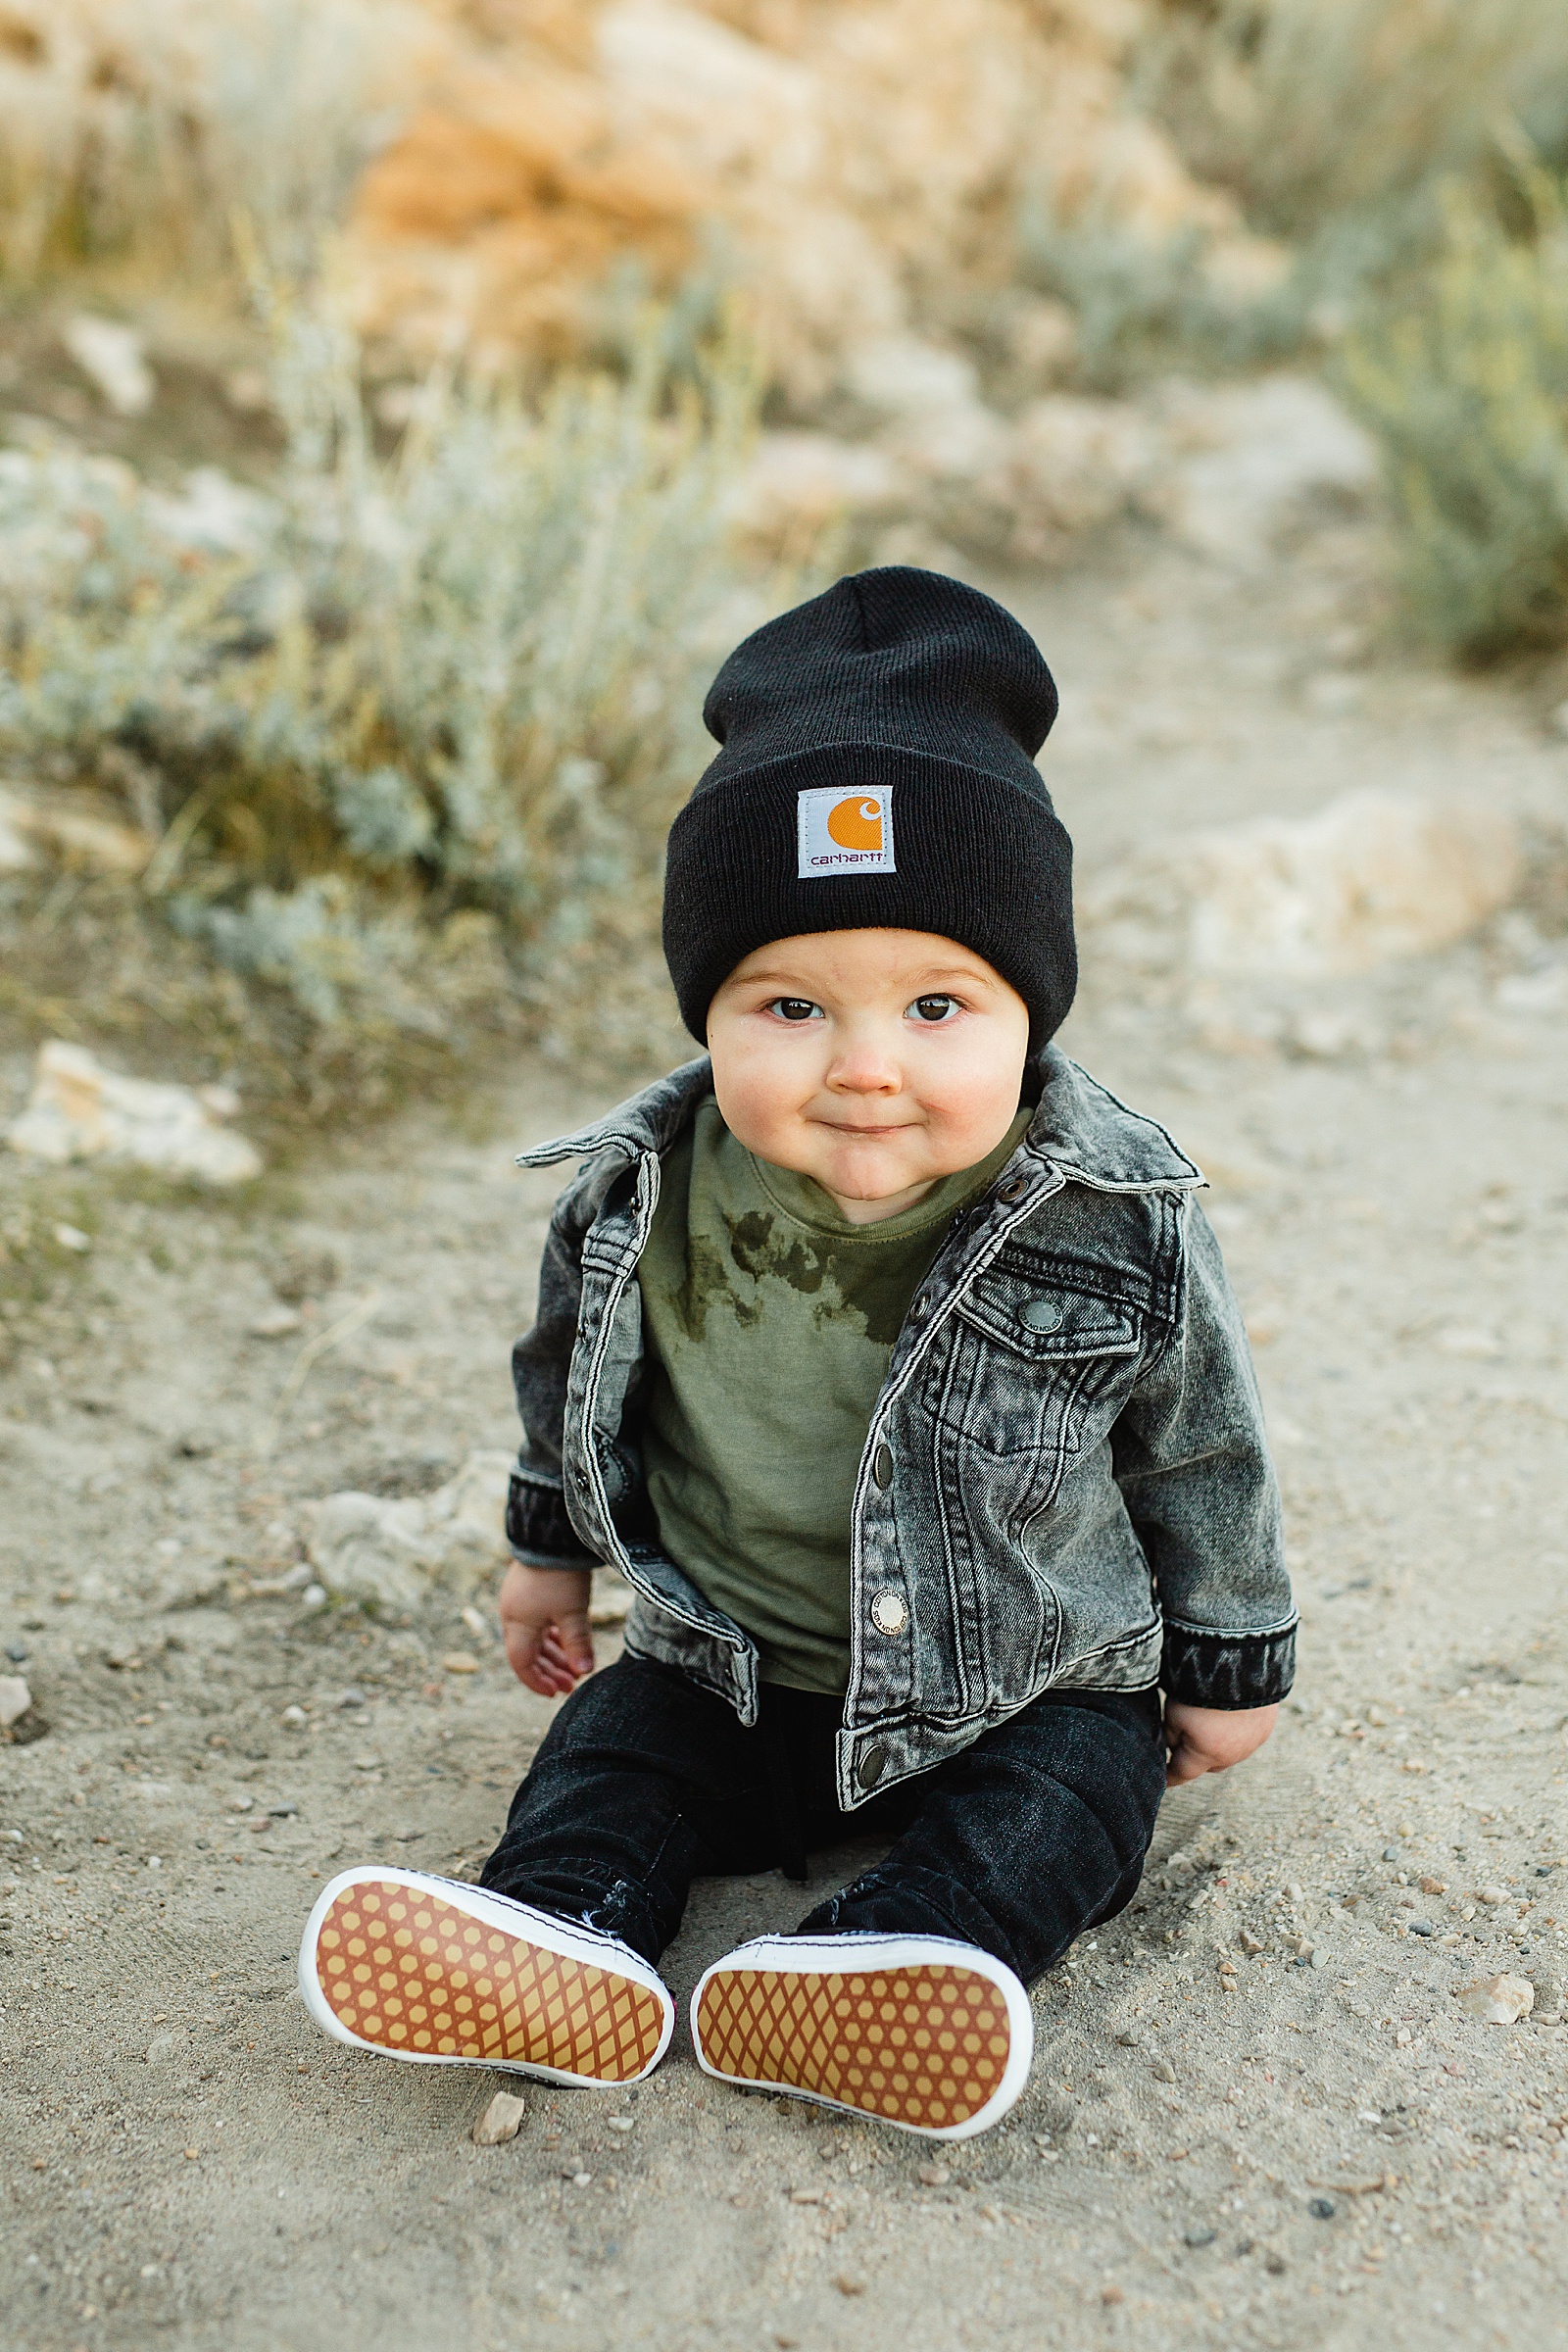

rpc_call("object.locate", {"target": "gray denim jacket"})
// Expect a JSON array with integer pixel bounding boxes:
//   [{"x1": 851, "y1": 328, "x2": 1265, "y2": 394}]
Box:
[{"x1": 507, "y1": 1047, "x2": 1295, "y2": 1811}]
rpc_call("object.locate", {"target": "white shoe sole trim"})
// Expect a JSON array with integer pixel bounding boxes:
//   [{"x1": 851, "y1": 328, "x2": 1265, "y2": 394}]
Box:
[
  {"x1": 298, "y1": 1865, "x2": 674, "y2": 2086},
  {"x1": 689, "y1": 1931, "x2": 1034, "y2": 2141}
]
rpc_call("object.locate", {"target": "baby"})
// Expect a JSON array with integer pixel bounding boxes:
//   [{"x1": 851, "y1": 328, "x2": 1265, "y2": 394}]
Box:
[{"x1": 299, "y1": 567, "x2": 1294, "y2": 2140}]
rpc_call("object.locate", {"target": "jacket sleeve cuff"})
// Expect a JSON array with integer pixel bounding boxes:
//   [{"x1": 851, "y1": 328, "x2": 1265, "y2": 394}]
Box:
[
  {"x1": 1160, "y1": 1618, "x2": 1297, "y2": 1709},
  {"x1": 506, "y1": 1471, "x2": 596, "y2": 1569}
]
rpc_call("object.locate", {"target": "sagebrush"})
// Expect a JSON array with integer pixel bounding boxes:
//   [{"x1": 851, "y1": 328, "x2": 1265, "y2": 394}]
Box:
[
  {"x1": 1342, "y1": 174, "x2": 1568, "y2": 661},
  {"x1": 0, "y1": 308, "x2": 780, "y2": 1096}
]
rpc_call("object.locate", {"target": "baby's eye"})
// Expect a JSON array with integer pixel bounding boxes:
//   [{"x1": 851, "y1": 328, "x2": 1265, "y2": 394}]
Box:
[
  {"x1": 766, "y1": 997, "x2": 822, "y2": 1023},
  {"x1": 907, "y1": 994, "x2": 959, "y2": 1023}
]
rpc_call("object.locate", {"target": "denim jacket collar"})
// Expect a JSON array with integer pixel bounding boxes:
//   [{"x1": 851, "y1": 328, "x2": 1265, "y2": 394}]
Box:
[{"x1": 515, "y1": 1045, "x2": 1204, "y2": 1196}]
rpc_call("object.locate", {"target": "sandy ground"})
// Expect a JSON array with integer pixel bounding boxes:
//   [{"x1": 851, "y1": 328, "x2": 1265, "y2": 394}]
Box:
[{"x1": 3, "y1": 514, "x2": 1568, "y2": 2352}]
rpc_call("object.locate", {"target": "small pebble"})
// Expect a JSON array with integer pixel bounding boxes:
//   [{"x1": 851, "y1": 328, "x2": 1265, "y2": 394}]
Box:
[
  {"x1": 1152, "y1": 2059, "x2": 1177, "y2": 2082},
  {"x1": 54, "y1": 1223, "x2": 91, "y2": 1253},
  {"x1": 249, "y1": 1305, "x2": 303, "y2": 1339},
  {"x1": 606, "y1": 2115, "x2": 634, "y2": 2132},
  {"x1": 441, "y1": 1652, "x2": 480, "y2": 1676},
  {"x1": 471, "y1": 2091, "x2": 525, "y2": 2146},
  {"x1": 916, "y1": 2164, "x2": 950, "y2": 2187},
  {"x1": 1309, "y1": 2197, "x2": 1336, "y2": 2220},
  {"x1": 280, "y1": 1705, "x2": 307, "y2": 1728},
  {"x1": 832, "y1": 2274, "x2": 866, "y2": 2297},
  {"x1": 1115, "y1": 2029, "x2": 1142, "y2": 2047},
  {"x1": 1382, "y1": 1847, "x2": 1400, "y2": 1863},
  {"x1": 790, "y1": 2187, "x2": 823, "y2": 2205},
  {"x1": 1101, "y1": 2285, "x2": 1125, "y2": 2306},
  {"x1": 1184, "y1": 2227, "x2": 1216, "y2": 2248}
]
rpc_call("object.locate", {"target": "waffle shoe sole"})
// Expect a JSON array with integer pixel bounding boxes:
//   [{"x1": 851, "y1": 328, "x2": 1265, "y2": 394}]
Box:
[
  {"x1": 299, "y1": 1867, "x2": 673, "y2": 2086},
  {"x1": 691, "y1": 1933, "x2": 1033, "y2": 2139}
]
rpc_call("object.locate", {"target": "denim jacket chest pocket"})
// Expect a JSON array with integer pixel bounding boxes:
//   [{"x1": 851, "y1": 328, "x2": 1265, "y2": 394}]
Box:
[{"x1": 920, "y1": 1250, "x2": 1147, "y2": 1468}]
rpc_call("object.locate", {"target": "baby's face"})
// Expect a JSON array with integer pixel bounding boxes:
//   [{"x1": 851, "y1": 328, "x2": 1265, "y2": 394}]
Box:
[{"x1": 706, "y1": 928, "x2": 1031, "y2": 1225}]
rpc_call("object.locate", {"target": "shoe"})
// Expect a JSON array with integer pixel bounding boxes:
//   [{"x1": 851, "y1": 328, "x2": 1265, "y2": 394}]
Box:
[
  {"x1": 299, "y1": 1867, "x2": 673, "y2": 2086},
  {"x1": 691, "y1": 1932, "x2": 1032, "y2": 2139}
]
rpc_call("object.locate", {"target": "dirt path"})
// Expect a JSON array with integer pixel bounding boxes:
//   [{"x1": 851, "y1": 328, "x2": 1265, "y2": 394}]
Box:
[{"x1": 3, "y1": 517, "x2": 1567, "y2": 2352}]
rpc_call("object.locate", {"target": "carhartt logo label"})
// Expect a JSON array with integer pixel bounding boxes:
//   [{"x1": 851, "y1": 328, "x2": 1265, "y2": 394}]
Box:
[{"x1": 797, "y1": 786, "x2": 896, "y2": 878}]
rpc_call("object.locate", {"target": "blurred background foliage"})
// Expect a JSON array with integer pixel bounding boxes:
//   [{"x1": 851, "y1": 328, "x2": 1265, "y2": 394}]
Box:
[{"x1": 1, "y1": 0, "x2": 1567, "y2": 1121}]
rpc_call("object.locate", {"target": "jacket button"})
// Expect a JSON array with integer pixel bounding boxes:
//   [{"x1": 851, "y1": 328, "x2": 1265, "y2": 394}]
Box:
[
  {"x1": 574, "y1": 1469, "x2": 591, "y2": 1491},
  {"x1": 997, "y1": 1173, "x2": 1027, "y2": 1202},
  {"x1": 909, "y1": 1291, "x2": 929, "y2": 1320},
  {"x1": 872, "y1": 1443, "x2": 894, "y2": 1490},
  {"x1": 857, "y1": 1743, "x2": 887, "y2": 1789},
  {"x1": 869, "y1": 1590, "x2": 907, "y2": 1636},
  {"x1": 1019, "y1": 1297, "x2": 1063, "y2": 1333}
]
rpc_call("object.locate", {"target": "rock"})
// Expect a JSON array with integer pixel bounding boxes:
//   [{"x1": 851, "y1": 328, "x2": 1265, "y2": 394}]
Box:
[
  {"x1": 1082, "y1": 791, "x2": 1520, "y2": 984},
  {"x1": 916, "y1": 2164, "x2": 950, "y2": 2187},
  {"x1": 299, "y1": 1449, "x2": 514, "y2": 1610},
  {"x1": 471, "y1": 2090, "x2": 526, "y2": 2146},
  {"x1": 441, "y1": 1652, "x2": 480, "y2": 1675},
  {"x1": 1184, "y1": 2226, "x2": 1216, "y2": 2248},
  {"x1": 7, "y1": 1042, "x2": 263, "y2": 1186},
  {"x1": 832, "y1": 2275, "x2": 866, "y2": 2297},
  {"x1": 1156, "y1": 376, "x2": 1378, "y2": 568},
  {"x1": 1477, "y1": 1886, "x2": 1508, "y2": 1906},
  {"x1": 1152, "y1": 2058, "x2": 1177, "y2": 2082},
  {"x1": 729, "y1": 430, "x2": 911, "y2": 552},
  {"x1": 1308, "y1": 2197, "x2": 1337, "y2": 2221},
  {"x1": 249, "y1": 1306, "x2": 304, "y2": 1340},
  {"x1": 63, "y1": 316, "x2": 154, "y2": 416},
  {"x1": 0, "y1": 784, "x2": 153, "y2": 877},
  {"x1": 1455, "y1": 1975, "x2": 1535, "y2": 2025},
  {"x1": 0, "y1": 1676, "x2": 33, "y2": 1731}
]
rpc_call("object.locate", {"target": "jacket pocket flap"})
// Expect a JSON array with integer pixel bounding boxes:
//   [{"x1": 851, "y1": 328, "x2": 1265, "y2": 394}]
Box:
[{"x1": 955, "y1": 1270, "x2": 1142, "y2": 1361}]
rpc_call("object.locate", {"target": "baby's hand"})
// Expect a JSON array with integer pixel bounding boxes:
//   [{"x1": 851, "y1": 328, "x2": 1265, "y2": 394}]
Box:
[
  {"x1": 498, "y1": 1562, "x2": 595, "y2": 1697},
  {"x1": 1162, "y1": 1699, "x2": 1278, "y2": 1788}
]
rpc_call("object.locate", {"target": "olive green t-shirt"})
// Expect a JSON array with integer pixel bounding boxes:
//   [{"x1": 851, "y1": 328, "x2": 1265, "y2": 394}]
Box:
[{"x1": 637, "y1": 1098, "x2": 1032, "y2": 1694}]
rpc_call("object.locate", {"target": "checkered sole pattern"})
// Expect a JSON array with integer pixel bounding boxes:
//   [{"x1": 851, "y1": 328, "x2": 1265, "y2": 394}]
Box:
[
  {"x1": 692, "y1": 1936, "x2": 1031, "y2": 2139},
  {"x1": 300, "y1": 1871, "x2": 671, "y2": 2084}
]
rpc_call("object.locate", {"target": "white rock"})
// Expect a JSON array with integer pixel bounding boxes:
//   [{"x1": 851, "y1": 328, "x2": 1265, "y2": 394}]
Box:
[
  {"x1": 989, "y1": 396, "x2": 1159, "y2": 542},
  {"x1": 728, "y1": 431, "x2": 910, "y2": 548},
  {"x1": 7, "y1": 1041, "x2": 263, "y2": 1185},
  {"x1": 249, "y1": 1305, "x2": 304, "y2": 1340},
  {"x1": 300, "y1": 1449, "x2": 515, "y2": 1610},
  {"x1": 0, "y1": 784, "x2": 152, "y2": 876},
  {"x1": 63, "y1": 315, "x2": 154, "y2": 416},
  {"x1": 471, "y1": 2089, "x2": 526, "y2": 2145},
  {"x1": 1083, "y1": 791, "x2": 1519, "y2": 982},
  {"x1": 1455, "y1": 1974, "x2": 1535, "y2": 2025},
  {"x1": 1157, "y1": 375, "x2": 1378, "y2": 568},
  {"x1": 0, "y1": 1676, "x2": 32, "y2": 1730}
]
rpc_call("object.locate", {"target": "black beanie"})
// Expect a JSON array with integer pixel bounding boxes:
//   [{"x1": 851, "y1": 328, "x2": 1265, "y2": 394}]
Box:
[{"x1": 662, "y1": 566, "x2": 1075, "y2": 1054}]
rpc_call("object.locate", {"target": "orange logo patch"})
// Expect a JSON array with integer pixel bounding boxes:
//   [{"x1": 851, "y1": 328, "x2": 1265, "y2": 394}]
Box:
[
  {"x1": 826, "y1": 796, "x2": 884, "y2": 851},
  {"x1": 797, "y1": 783, "x2": 897, "y2": 877}
]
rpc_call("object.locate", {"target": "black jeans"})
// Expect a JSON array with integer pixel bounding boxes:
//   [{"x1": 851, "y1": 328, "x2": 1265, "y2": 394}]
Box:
[{"x1": 480, "y1": 1656, "x2": 1166, "y2": 1986}]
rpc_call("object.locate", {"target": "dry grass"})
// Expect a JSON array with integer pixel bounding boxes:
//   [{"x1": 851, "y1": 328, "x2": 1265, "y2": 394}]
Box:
[
  {"x1": 0, "y1": 0, "x2": 413, "y2": 283},
  {"x1": 1147, "y1": 0, "x2": 1568, "y2": 232}
]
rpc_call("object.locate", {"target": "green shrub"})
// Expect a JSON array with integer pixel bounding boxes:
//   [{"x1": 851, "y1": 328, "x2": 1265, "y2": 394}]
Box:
[
  {"x1": 1146, "y1": 0, "x2": 1568, "y2": 235},
  {"x1": 0, "y1": 305, "x2": 781, "y2": 1084},
  {"x1": 1342, "y1": 176, "x2": 1568, "y2": 660}
]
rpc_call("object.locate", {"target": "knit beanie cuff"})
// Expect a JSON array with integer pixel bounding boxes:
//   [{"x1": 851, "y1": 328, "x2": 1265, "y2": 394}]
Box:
[{"x1": 662, "y1": 744, "x2": 1075, "y2": 1054}]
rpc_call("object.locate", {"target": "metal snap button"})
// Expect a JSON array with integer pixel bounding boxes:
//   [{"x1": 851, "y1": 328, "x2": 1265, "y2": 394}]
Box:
[
  {"x1": 909, "y1": 1291, "x2": 929, "y2": 1321},
  {"x1": 573, "y1": 1469, "x2": 591, "y2": 1491},
  {"x1": 857, "y1": 1742, "x2": 888, "y2": 1789},
  {"x1": 871, "y1": 1443, "x2": 894, "y2": 1490},
  {"x1": 1019, "y1": 1297, "x2": 1063, "y2": 1333},
  {"x1": 869, "y1": 1590, "x2": 907, "y2": 1636},
  {"x1": 997, "y1": 1174, "x2": 1027, "y2": 1202}
]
